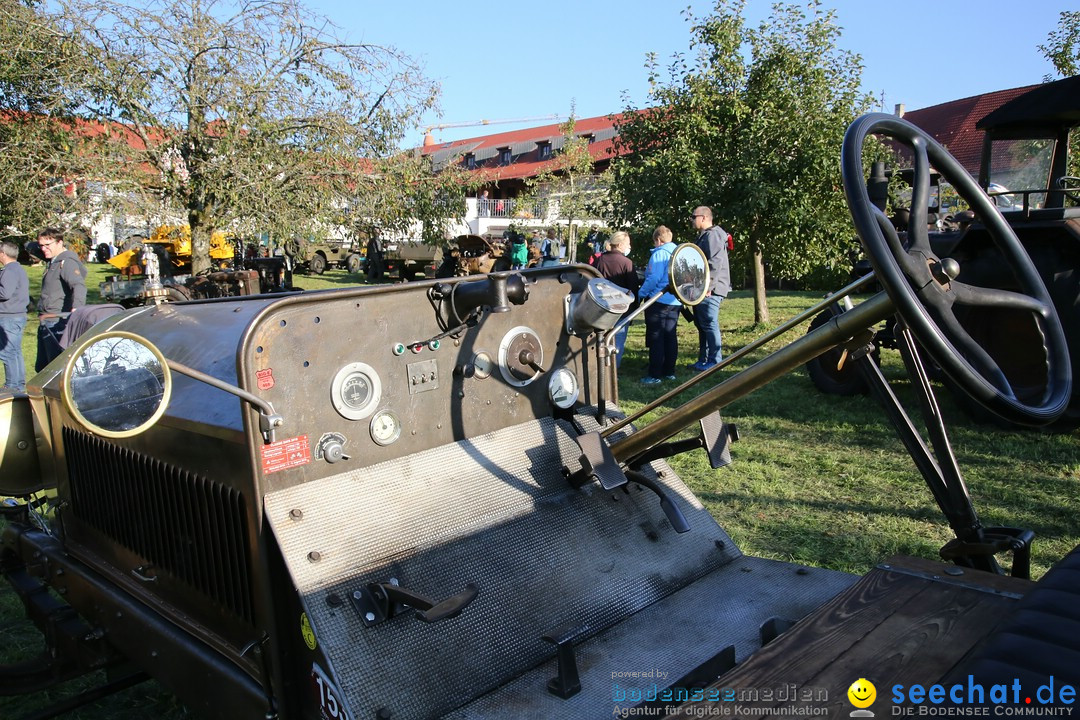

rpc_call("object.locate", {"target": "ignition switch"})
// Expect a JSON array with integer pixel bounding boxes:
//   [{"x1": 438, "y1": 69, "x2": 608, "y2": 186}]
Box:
[{"x1": 315, "y1": 432, "x2": 350, "y2": 464}]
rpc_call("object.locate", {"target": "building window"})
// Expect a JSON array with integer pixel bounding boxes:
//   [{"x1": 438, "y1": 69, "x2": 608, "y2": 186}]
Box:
[
  {"x1": 464, "y1": 153, "x2": 476, "y2": 170},
  {"x1": 538, "y1": 142, "x2": 552, "y2": 160},
  {"x1": 579, "y1": 134, "x2": 595, "y2": 144},
  {"x1": 499, "y1": 147, "x2": 512, "y2": 166}
]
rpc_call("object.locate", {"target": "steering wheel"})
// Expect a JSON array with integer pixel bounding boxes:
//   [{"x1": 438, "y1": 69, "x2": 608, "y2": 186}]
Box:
[
  {"x1": 1056, "y1": 176, "x2": 1080, "y2": 205},
  {"x1": 841, "y1": 113, "x2": 1071, "y2": 426}
]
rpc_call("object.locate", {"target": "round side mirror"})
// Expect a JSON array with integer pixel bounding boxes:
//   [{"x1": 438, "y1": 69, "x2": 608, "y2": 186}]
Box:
[
  {"x1": 63, "y1": 331, "x2": 172, "y2": 438},
  {"x1": 669, "y1": 243, "x2": 710, "y2": 306}
]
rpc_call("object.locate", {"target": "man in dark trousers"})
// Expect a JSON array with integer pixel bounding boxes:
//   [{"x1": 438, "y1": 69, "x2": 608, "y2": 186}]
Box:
[
  {"x1": 35, "y1": 227, "x2": 87, "y2": 372},
  {"x1": 689, "y1": 206, "x2": 730, "y2": 371},
  {"x1": 594, "y1": 231, "x2": 638, "y2": 367},
  {"x1": 0, "y1": 240, "x2": 30, "y2": 390}
]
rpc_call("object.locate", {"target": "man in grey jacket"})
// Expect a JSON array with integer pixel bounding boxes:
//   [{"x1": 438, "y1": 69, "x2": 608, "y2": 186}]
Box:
[
  {"x1": 689, "y1": 206, "x2": 731, "y2": 371},
  {"x1": 35, "y1": 227, "x2": 87, "y2": 372},
  {"x1": 0, "y1": 240, "x2": 30, "y2": 390}
]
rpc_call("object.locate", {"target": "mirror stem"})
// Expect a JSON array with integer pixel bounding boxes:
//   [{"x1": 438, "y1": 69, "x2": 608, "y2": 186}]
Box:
[{"x1": 165, "y1": 360, "x2": 284, "y2": 443}]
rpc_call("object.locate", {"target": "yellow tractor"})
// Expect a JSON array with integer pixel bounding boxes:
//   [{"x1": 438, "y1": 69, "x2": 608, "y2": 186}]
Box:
[{"x1": 101, "y1": 225, "x2": 288, "y2": 306}]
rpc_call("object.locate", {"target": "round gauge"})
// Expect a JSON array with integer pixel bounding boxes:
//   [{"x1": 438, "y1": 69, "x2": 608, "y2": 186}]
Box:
[
  {"x1": 473, "y1": 351, "x2": 494, "y2": 379},
  {"x1": 369, "y1": 409, "x2": 402, "y2": 446},
  {"x1": 330, "y1": 362, "x2": 382, "y2": 420},
  {"x1": 548, "y1": 368, "x2": 580, "y2": 409}
]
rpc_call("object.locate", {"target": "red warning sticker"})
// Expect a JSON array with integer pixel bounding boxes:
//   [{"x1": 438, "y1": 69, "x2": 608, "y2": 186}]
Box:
[
  {"x1": 256, "y1": 368, "x2": 275, "y2": 390},
  {"x1": 261, "y1": 435, "x2": 311, "y2": 474}
]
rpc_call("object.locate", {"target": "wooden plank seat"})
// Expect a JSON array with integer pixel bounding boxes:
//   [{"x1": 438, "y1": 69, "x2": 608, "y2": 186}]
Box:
[{"x1": 666, "y1": 555, "x2": 1037, "y2": 718}]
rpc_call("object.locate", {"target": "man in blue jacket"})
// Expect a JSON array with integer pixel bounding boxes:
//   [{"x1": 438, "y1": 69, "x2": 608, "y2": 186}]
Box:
[
  {"x1": 637, "y1": 226, "x2": 680, "y2": 384},
  {"x1": 689, "y1": 206, "x2": 730, "y2": 371}
]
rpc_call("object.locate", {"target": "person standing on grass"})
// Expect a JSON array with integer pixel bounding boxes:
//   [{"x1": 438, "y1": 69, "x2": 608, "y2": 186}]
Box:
[
  {"x1": 637, "y1": 226, "x2": 680, "y2": 385},
  {"x1": 689, "y1": 205, "x2": 730, "y2": 372},
  {"x1": 35, "y1": 227, "x2": 87, "y2": 372},
  {"x1": 0, "y1": 240, "x2": 29, "y2": 391},
  {"x1": 594, "y1": 231, "x2": 638, "y2": 368}
]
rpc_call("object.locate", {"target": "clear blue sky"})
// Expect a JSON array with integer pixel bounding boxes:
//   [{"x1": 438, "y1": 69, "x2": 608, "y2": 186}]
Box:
[{"x1": 309, "y1": 0, "x2": 1071, "y2": 149}]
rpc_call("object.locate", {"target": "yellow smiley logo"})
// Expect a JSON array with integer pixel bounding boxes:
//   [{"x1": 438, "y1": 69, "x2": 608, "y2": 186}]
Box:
[{"x1": 848, "y1": 678, "x2": 876, "y2": 708}]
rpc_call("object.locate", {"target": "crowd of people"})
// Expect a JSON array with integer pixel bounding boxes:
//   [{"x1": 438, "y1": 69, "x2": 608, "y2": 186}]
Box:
[
  {"x1": 0, "y1": 227, "x2": 88, "y2": 392},
  {"x1": 0, "y1": 208, "x2": 729, "y2": 394},
  {"x1": 595, "y1": 204, "x2": 731, "y2": 386}
]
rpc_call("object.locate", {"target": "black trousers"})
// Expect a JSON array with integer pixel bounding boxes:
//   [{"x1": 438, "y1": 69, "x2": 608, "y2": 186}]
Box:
[{"x1": 645, "y1": 303, "x2": 679, "y2": 378}]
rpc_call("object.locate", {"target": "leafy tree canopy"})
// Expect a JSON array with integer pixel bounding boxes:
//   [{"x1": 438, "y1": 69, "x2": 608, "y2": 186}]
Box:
[{"x1": 609, "y1": 0, "x2": 875, "y2": 322}]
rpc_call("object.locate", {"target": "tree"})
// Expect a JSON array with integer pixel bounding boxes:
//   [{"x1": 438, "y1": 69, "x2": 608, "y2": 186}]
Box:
[
  {"x1": 57, "y1": 0, "x2": 439, "y2": 273},
  {"x1": 1039, "y1": 11, "x2": 1080, "y2": 80},
  {"x1": 0, "y1": 0, "x2": 115, "y2": 235},
  {"x1": 609, "y1": 0, "x2": 873, "y2": 323},
  {"x1": 1039, "y1": 11, "x2": 1080, "y2": 179},
  {"x1": 518, "y1": 108, "x2": 602, "y2": 263}
]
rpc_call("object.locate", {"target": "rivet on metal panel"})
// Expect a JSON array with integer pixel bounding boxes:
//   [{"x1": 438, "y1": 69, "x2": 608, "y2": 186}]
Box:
[
  {"x1": 307, "y1": 551, "x2": 321, "y2": 563},
  {"x1": 289, "y1": 508, "x2": 303, "y2": 521}
]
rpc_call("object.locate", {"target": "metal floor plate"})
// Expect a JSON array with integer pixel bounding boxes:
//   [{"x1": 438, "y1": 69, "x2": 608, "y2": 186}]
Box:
[{"x1": 266, "y1": 417, "x2": 741, "y2": 720}]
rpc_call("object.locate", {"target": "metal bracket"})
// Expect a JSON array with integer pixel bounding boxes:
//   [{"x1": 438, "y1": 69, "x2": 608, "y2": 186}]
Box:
[{"x1": 541, "y1": 624, "x2": 587, "y2": 699}]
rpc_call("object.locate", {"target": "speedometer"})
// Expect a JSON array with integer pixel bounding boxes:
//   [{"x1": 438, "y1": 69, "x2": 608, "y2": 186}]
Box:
[{"x1": 330, "y1": 362, "x2": 382, "y2": 420}]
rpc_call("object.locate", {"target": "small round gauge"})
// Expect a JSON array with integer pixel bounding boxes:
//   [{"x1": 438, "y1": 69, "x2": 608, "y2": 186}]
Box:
[
  {"x1": 369, "y1": 409, "x2": 402, "y2": 446},
  {"x1": 473, "y1": 351, "x2": 494, "y2": 379},
  {"x1": 331, "y1": 362, "x2": 382, "y2": 420},
  {"x1": 548, "y1": 367, "x2": 580, "y2": 409}
]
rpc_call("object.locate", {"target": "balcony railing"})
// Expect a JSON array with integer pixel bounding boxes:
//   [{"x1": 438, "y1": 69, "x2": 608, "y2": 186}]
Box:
[{"x1": 476, "y1": 198, "x2": 548, "y2": 219}]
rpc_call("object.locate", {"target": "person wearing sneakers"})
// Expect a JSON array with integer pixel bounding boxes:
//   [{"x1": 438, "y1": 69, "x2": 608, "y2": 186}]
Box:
[
  {"x1": 637, "y1": 225, "x2": 680, "y2": 385},
  {"x1": 689, "y1": 206, "x2": 730, "y2": 372}
]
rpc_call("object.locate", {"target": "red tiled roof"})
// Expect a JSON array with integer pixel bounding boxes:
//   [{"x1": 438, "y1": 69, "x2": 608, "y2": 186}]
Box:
[
  {"x1": 901, "y1": 84, "x2": 1039, "y2": 173},
  {"x1": 418, "y1": 113, "x2": 628, "y2": 182}
]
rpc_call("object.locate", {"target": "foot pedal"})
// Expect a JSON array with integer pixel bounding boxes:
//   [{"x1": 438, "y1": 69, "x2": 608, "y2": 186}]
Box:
[
  {"x1": 700, "y1": 411, "x2": 739, "y2": 469},
  {"x1": 570, "y1": 432, "x2": 628, "y2": 490}
]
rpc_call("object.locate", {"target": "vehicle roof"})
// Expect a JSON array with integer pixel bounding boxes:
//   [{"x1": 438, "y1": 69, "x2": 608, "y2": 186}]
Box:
[{"x1": 976, "y1": 74, "x2": 1080, "y2": 131}]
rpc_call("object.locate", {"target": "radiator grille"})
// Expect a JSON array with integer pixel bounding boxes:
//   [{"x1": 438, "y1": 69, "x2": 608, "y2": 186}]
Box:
[{"x1": 63, "y1": 427, "x2": 255, "y2": 624}]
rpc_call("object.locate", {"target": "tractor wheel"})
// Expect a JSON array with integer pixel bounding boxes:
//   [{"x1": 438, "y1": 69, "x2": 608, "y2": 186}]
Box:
[
  {"x1": 804, "y1": 310, "x2": 879, "y2": 396},
  {"x1": 309, "y1": 253, "x2": 327, "y2": 275},
  {"x1": 346, "y1": 253, "x2": 363, "y2": 274}
]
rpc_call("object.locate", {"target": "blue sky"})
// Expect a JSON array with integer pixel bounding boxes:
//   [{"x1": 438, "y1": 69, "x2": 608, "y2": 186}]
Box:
[{"x1": 309, "y1": 0, "x2": 1071, "y2": 149}]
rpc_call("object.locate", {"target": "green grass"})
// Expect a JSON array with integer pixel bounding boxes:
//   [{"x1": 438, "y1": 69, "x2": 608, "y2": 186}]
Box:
[{"x1": 2, "y1": 268, "x2": 1078, "y2": 718}]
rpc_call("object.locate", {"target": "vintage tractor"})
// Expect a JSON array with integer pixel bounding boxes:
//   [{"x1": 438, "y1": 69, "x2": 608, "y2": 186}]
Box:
[
  {"x1": 0, "y1": 114, "x2": 1075, "y2": 719},
  {"x1": 806, "y1": 75, "x2": 1080, "y2": 425}
]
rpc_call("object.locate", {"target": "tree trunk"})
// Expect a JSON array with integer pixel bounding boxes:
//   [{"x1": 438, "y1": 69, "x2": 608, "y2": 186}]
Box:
[
  {"x1": 751, "y1": 234, "x2": 769, "y2": 325},
  {"x1": 189, "y1": 207, "x2": 211, "y2": 276}
]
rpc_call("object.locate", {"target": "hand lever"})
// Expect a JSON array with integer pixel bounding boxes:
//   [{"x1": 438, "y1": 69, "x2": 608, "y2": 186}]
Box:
[
  {"x1": 518, "y1": 348, "x2": 546, "y2": 374},
  {"x1": 355, "y1": 580, "x2": 479, "y2": 627}
]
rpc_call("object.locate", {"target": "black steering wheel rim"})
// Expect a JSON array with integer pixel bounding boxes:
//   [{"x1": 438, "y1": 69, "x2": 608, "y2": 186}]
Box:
[{"x1": 842, "y1": 113, "x2": 1071, "y2": 426}]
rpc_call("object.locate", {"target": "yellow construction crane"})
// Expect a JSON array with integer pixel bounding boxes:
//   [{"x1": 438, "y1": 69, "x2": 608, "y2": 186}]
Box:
[{"x1": 422, "y1": 115, "x2": 565, "y2": 146}]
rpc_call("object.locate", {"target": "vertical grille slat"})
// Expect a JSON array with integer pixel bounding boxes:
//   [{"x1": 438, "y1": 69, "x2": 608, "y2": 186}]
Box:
[{"x1": 62, "y1": 427, "x2": 255, "y2": 625}]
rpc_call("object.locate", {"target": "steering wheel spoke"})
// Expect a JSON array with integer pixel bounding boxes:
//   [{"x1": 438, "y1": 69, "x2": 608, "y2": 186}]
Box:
[
  {"x1": 948, "y1": 281, "x2": 1052, "y2": 316},
  {"x1": 930, "y1": 303, "x2": 1013, "y2": 397}
]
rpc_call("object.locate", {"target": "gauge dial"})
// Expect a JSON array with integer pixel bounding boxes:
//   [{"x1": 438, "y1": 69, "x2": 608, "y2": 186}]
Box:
[
  {"x1": 548, "y1": 367, "x2": 580, "y2": 409},
  {"x1": 472, "y1": 351, "x2": 493, "y2": 379},
  {"x1": 331, "y1": 362, "x2": 382, "y2": 420},
  {"x1": 369, "y1": 409, "x2": 401, "y2": 446}
]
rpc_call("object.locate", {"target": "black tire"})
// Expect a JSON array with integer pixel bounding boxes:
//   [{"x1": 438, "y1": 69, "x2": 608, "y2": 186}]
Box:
[
  {"x1": 346, "y1": 253, "x2": 362, "y2": 274},
  {"x1": 804, "y1": 311, "x2": 879, "y2": 396},
  {"x1": 309, "y1": 253, "x2": 327, "y2": 275},
  {"x1": 95, "y1": 243, "x2": 111, "y2": 264}
]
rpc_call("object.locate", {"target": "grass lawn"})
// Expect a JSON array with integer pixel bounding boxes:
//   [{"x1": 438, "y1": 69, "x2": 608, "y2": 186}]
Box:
[{"x1": 2, "y1": 263, "x2": 1078, "y2": 718}]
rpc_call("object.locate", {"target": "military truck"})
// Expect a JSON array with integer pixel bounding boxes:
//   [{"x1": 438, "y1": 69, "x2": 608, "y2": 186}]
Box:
[
  {"x1": 0, "y1": 114, "x2": 1076, "y2": 719},
  {"x1": 806, "y1": 75, "x2": 1080, "y2": 425},
  {"x1": 282, "y1": 237, "x2": 364, "y2": 275}
]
